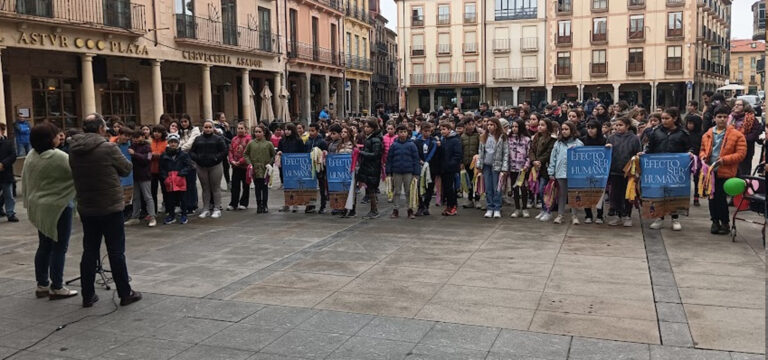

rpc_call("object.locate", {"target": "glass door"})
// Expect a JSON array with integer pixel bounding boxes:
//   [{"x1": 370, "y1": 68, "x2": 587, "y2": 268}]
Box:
[{"x1": 221, "y1": 0, "x2": 237, "y2": 45}]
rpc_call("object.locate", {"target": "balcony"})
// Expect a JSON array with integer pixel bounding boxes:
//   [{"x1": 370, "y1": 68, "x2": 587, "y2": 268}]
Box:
[
  {"x1": 463, "y1": 43, "x2": 478, "y2": 54},
  {"x1": 667, "y1": 27, "x2": 684, "y2": 40},
  {"x1": 590, "y1": 62, "x2": 607, "y2": 76},
  {"x1": 345, "y1": 5, "x2": 369, "y2": 24},
  {"x1": 412, "y1": 15, "x2": 424, "y2": 27},
  {"x1": 521, "y1": 37, "x2": 538, "y2": 52},
  {"x1": 374, "y1": 41, "x2": 387, "y2": 53},
  {"x1": 464, "y1": 12, "x2": 476, "y2": 24},
  {"x1": 437, "y1": 44, "x2": 451, "y2": 56},
  {"x1": 287, "y1": 41, "x2": 343, "y2": 67},
  {"x1": 409, "y1": 72, "x2": 480, "y2": 86},
  {"x1": 666, "y1": 58, "x2": 683, "y2": 73},
  {"x1": 591, "y1": 32, "x2": 607, "y2": 44},
  {"x1": 627, "y1": 61, "x2": 644, "y2": 75},
  {"x1": 591, "y1": 0, "x2": 608, "y2": 12},
  {"x1": 410, "y1": 45, "x2": 425, "y2": 57},
  {"x1": 556, "y1": 34, "x2": 572, "y2": 46},
  {"x1": 627, "y1": 0, "x2": 645, "y2": 10},
  {"x1": 628, "y1": 28, "x2": 645, "y2": 42},
  {"x1": 492, "y1": 67, "x2": 538, "y2": 82},
  {"x1": 0, "y1": 0, "x2": 146, "y2": 33},
  {"x1": 557, "y1": 1, "x2": 573, "y2": 14},
  {"x1": 493, "y1": 39, "x2": 511, "y2": 53},
  {"x1": 304, "y1": 0, "x2": 343, "y2": 13},
  {"x1": 667, "y1": 0, "x2": 685, "y2": 7},
  {"x1": 494, "y1": 7, "x2": 537, "y2": 20},
  {"x1": 345, "y1": 54, "x2": 372, "y2": 72},
  {"x1": 555, "y1": 64, "x2": 571, "y2": 78},
  {"x1": 437, "y1": 13, "x2": 450, "y2": 26},
  {"x1": 175, "y1": 15, "x2": 279, "y2": 54}
]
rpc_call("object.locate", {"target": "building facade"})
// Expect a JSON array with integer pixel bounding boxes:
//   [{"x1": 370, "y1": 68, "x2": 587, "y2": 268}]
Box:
[
  {"x1": 753, "y1": 0, "x2": 765, "y2": 42},
  {"x1": 0, "y1": 0, "x2": 283, "y2": 131},
  {"x1": 396, "y1": 0, "x2": 484, "y2": 113},
  {"x1": 343, "y1": 0, "x2": 373, "y2": 116},
  {"x1": 371, "y1": 10, "x2": 399, "y2": 112},
  {"x1": 485, "y1": 0, "x2": 547, "y2": 109},
  {"x1": 730, "y1": 39, "x2": 765, "y2": 95},
  {"x1": 546, "y1": 0, "x2": 730, "y2": 109}
]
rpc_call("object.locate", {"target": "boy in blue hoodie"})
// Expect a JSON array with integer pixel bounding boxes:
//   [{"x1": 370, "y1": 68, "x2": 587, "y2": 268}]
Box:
[
  {"x1": 386, "y1": 125, "x2": 422, "y2": 219},
  {"x1": 414, "y1": 122, "x2": 441, "y2": 216},
  {"x1": 115, "y1": 127, "x2": 134, "y2": 218},
  {"x1": 439, "y1": 121, "x2": 463, "y2": 216}
]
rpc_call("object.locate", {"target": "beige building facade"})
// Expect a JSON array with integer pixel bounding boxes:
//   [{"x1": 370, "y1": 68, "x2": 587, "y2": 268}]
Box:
[
  {"x1": 343, "y1": 0, "x2": 373, "y2": 116},
  {"x1": 729, "y1": 39, "x2": 765, "y2": 95},
  {"x1": 0, "y1": 0, "x2": 283, "y2": 131}
]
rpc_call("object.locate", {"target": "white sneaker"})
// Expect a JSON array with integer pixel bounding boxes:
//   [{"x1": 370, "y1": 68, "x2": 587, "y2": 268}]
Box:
[
  {"x1": 211, "y1": 209, "x2": 222, "y2": 219},
  {"x1": 535, "y1": 212, "x2": 543, "y2": 220},
  {"x1": 571, "y1": 216, "x2": 580, "y2": 225},
  {"x1": 48, "y1": 287, "x2": 78, "y2": 300},
  {"x1": 623, "y1": 217, "x2": 633, "y2": 227},
  {"x1": 237, "y1": 205, "x2": 247, "y2": 210},
  {"x1": 124, "y1": 218, "x2": 141, "y2": 226},
  {"x1": 226, "y1": 205, "x2": 235, "y2": 211},
  {"x1": 671, "y1": 219, "x2": 682, "y2": 231},
  {"x1": 608, "y1": 217, "x2": 621, "y2": 226},
  {"x1": 553, "y1": 215, "x2": 563, "y2": 224},
  {"x1": 522, "y1": 210, "x2": 530, "y2": 218},
  {"x1": 595, "y1": 217, "x2": 604, "y2": 224},
  {"x1": 540, "y1": 213, "x2": 552, "y2": 222},
  {"x1": 510, "y1": 210, "x2": 520, "y2": 218},
  {"x1": 493, "y1": 211, "x2": 501, "y2": 219},
  {"x1": 584, "y1": 217, "x2": 593, "y2": 224},
  {"x1": 484, "y1": 210, "x2": 493, "y2": 218},
  {"x1": 199, "y1": 210, "x2": 211, "y2": 219},
  {"x1": 649, "y1": 219, "x2": 663, "y2": 230},
  {"x1": 148, "y1": 217, "x2": 157, "y2": 227}
]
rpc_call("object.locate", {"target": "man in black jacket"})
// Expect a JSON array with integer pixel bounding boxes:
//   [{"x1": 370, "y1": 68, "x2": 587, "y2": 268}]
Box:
[
  {"x1": 69, "y1": 113, "x2": 141, "y2": 307},
  {"x1": 0, "y1": 123, "x2": 17, "y2": 222}
]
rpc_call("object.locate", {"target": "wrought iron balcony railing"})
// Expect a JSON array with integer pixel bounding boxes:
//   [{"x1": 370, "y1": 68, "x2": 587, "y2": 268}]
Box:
[
  {"x1": 175, "y1": 14, "x2": 279, "y2": 53},
  {"x1": 493, "y1": 67, "x2": 538, "y2": 82},
  {"x1": 0, "y1": 0, "x2": 146, "y2": 32},
  {"x1": 287, "y1": 40, "x2": 343, "y2": 66},
  {"x1": 345, "y1": 54, "x2": 372, "y2": 71},
  {"x1": 410, "y1": 72, "x2": 479, "y2": 86}
]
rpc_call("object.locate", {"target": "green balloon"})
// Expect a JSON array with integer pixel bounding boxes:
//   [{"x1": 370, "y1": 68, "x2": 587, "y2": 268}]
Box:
[{"x1": 723, "y1": 178, "x2": 746, "y2": 196}]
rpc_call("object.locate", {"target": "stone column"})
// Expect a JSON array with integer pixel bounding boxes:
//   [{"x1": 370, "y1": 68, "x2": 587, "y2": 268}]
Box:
[
  {"x1": 366, "y1": 81, "x2": 372, "y2": 115},
  {"x1": 546, "y1": 85, "x2": 553, "y2": 103},
  {"x1": 428, "y1": 88, "x2": 435, "y2": 112},
  {"x1": 613, "y1": 83, "x2": 620, "y2": 104},
  {"x1": 456, "y1": 87, "x2": 462, "y2": 110},
  {"x1": 241, "y1": 69, "x2": 252, "y2": 127},
  {"x1": 685, "y1": 81, "x2": 692, "y2": 103},
  {"x1": 577, "y1": 84, "x2": 584, "y2": 103},
  {"x1": 151, "y1": 60, "x2": 164, "y2": 124},
  {"x1": 336, "y1": 77, "x2": 346, "y2": 119},
  {"x1": 650, "y1": 81, "x2": 657, "y2": 110},
  {"x1": 512, "y1": 86, "x2": 520, "y2": 106},
  {"x1": 303, "y1": 72, "x2": 312, "y2": 124},
  {"x1": 321, "y1": 75, "x2": 330, "y2": 110},
  {"x1": 352, "y1": 79, "x2": 360, "y2": 115},
  {"x1": 0, "y1": 48, "x2": 6, "y2": 126},
  {"x1": 201, "y1": 65, "x2": 213, "y2": 120},
  {"x1": 81, "y1": 54, "x2": 97, "y2": 115}
]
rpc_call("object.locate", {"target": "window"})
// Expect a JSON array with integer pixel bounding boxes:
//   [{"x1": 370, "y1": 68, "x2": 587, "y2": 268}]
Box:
[
  {"x1": 592, "y1": 17, "x2": 607, "y2": 42},
  {"x1": 557, "y1": 0, "x2": 572, "y2": 13},
  {"x1": 101, "y1": 80, "x2": 139, "y2": 129},
  {"x1": 162, "y1": 82, "x2": 186, "y2": 119},
  {"x1": 258, "y1": 7, "x2": 272, "y2": 52},
  {"x1": 438, "y1": 4, "x2": 450, "y2": 25},
  {"x1": 495, "y1": 0, "x2": 537, "y2": 20},
  {"x1": 464, "y1": 3, "x2": 476, "y2": 23},
  {"x1": 412, "y1": 63, "x2": 424, "y2": 84},
  {"x1": 411, "y1": 6, "x2": 424, "y2": 26},
  {"x1": 592, "y1": 0, "x2": 607, "y2": 11},
  {"x1": 355, "y1": 35, "x2": 360, "y2": 58},
  {"x1": 628, "y1": 48, "x2": 643, "y2": 72},
  {"x1": 412, "y1": 34, "x2": 424, "y2": 56},
  {"x1": 667, "y1": 12, "x2": 683, "y2": 37},
  {"x1": 666, "y1": 45, "x2": 682, "y2": 71},
  {"x1": 738, "y1": 57, "x2": 744, "y2": 68},
  {"x1": 175, "y1": 0, "x2": 195, "y2": 38},
  {"x1": 557, "y1": 52, "x2": 571, "y2": 75},
  {"x1": 751, "y1": 57, "x2": 757, "y2": 68},
  {"x1": 465, "y1": 61, "x2": 477, "y2": 82},
  {"x1": 629, "y1": 15, "x2": 644, "y2": 40},
  {"x1": 557, "y1": 20, "x2": 571, "y2": 44},
  {"x1": 438, "y1": 33, "x2": 450, "y2": 54},
  {"x1": 592, "y1": 49, "x2": 606, "y2": 74},
  {"x1": 464, "y1": 31, "x2": 477, "y2": 53},
  {"x1": 31, "y1": 77, "x2": 78, "y2": 130},
  {"x1": 221, "y1": 0, "x2": 237, "y2": 45},
  {"x1": 438, "y1": 62, "x2": 451, "y2": 83},
  {"x1": 628, "y1": 0, "x2": 644, "y2": 7}
]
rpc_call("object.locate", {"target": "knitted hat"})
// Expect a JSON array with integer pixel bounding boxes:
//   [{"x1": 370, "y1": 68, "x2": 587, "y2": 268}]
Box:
[
  {"x1": 499, "y1": 118, "x2": 509, "y2": 128},
  {"x1": 167, "y1": 133, "x2": 180, "y2": 143}
]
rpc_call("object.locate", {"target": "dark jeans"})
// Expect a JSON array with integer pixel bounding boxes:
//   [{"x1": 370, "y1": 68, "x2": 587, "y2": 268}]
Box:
[
  {"x1": 166, "y1": 191, "x2": 187, "y2": 216},
  {"x1": 709, "y1": 176, "x2": 729, "y2": 224},
  {"x1": 35, "y1": 206, "x2": 73, "y2": 289},
  {"x1": 151, "y1": 173, "x2": 167, "y2": 214},
  {"x1": 222, "y1": 158, "x2": 231, "y2": 184},
  {"x1": 738, "y1": 142, "x2": 755, "y2": 176},
  {"x1": 184, "y1": 168, "x2": 198, "y2": 211},
  {"x1": 254, "y1": 178, "x2": 268, "y2": 207},
  {"x1": 509, "y1": 171, "x2": 528, "y2": 210},
  {"x1": 317, "y1": 171, "x2": 328, "y2": 209},
  {"x1": 609, "y1": 175, "x2": 633, "y2": 217},
  {"x1": 419, "y1": 173, "x2": 437, "y2": 209},
  {"x1": 80, "y1": 211, "x2": 133, "y2": 299},
  {"x1": 230, "y1": 167, "x2": 249, "y2": 207},
  {"x1": 442, "y1": 172, "x2": 458, "y2": 207}
]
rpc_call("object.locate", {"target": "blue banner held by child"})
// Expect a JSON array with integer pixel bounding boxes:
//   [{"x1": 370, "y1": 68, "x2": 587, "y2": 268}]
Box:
[
  {"x1": 640, "y1": 153, "x2": 691, "y2": 199},
  {"x1": 326, "y1": 154, "x2": 353, "y2": 193},
  {"x1": 281, "y1": 153, "x2": 318, "y2": 190},
  {"x1": 567, "y1": 146, "x2": 612, "y2": 189}
]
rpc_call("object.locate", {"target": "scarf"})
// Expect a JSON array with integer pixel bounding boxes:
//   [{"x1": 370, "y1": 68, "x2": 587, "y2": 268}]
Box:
[{"x1": 729, "y1": 112, "x2": 755, "y2": 137}]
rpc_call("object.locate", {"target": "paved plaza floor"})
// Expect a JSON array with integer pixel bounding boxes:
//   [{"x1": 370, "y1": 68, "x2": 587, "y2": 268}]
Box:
[{"x1": 0, "y1": 187, "x2": 764, "y2": 359}]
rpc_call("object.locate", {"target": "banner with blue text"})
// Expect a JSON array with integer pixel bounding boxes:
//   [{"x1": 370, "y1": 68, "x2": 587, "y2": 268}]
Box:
[
  {"x1": 327, "y1": 154, "x2": 353, "y2": 209},
  {"x1": 640, "y1": 153, "x2": 691, "y2": 218},
  {"x1": 282, "y1": 153, "x2": 317, "y2": 205},
  {"x1": 566, "y1": 146, "x2": 612, "y2": 208}
]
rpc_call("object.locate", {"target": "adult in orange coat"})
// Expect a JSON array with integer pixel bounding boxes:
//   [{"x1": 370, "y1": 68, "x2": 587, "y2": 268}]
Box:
[{"x1": 699, "y1": 104, "x2": 747, "y2": 235}]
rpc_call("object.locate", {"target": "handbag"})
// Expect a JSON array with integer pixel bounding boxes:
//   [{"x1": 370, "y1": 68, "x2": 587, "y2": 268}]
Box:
[{"x1": 164, "y1": 171, "x2": 187, "y2": 192}]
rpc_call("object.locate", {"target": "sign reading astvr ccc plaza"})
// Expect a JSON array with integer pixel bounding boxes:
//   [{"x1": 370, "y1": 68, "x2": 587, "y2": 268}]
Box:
[{"x1": 14, "y1": 31, "x2": 264, "y2": 68}]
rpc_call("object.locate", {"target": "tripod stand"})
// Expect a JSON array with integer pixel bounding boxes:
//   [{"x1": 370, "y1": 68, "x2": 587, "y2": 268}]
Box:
[{"x1": 66, "y1": 256, "x2": 113, "y2": 290}]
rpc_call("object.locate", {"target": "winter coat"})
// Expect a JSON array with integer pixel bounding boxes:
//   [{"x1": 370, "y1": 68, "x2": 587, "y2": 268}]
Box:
[
  {"x1": 116, "y1": 141, "x2": 133, "y2": 187},
  {"x1": 0, "y1": 136, "x2": 16, "y2": 183},
  {"x1": 382, "y1": 133, "x2": 397, "y2": 162},
  {"x1": 244, "y1": 138, "x2": 276, "y2": 178},
  {"x1": 729, "y1": 112, "x2": 762, "y2": 143},
  {"x1": 461, "y1": 131, "x2": 480, "y2": 166},
  {"x1": 189, "y1": 132, "x2": 228, "y2": 168},
  {"x1": 129, "y1": 141, "x2": 152, "y2": 182},
  {"x1": 440, "y1": 131, "x2": 463, "y2": 174},
  {"x1": 580, "y1": 124, "x2": 606, "y2": 146},
  {"x1": 414, "y1": 136, "x2": 441, "y2": 175},
  {"x1": 548, "y1": 138, "x2": 583, "y2": 179},
  {"x1": 358, "y1": 130, "x2": 383, "y2": 185},
  {"x1": 159, "y1": 148, "x2": 193, "y2": 180},
  {"x1": 150, "y1": 139, "x2": 167, "y2": 174},
  {"x1": 305, "y1": 135, "x2": 328, "y2": 152},
  {"x1": 646, "y1": 125, "x2": 691, "y2": 154},
  {"x1": 228, "y1": 134, "x2": 252, "y2": 169},
  {"x1": 278, "y1": 136, "x2": 306, "y2": 154},
  {"x1": 329, "y1": 140, "x2": 355, "y2": 154},
  {"x1": 477, "y1": 135, "x2": 509, "y2": 173},
  {"x1": 507, "y1": 135, "x2": 531, "y2": 172},
  {"x1": 529, "y1": 133, "x2": 556, "y2": 169},
  {"x1": 179, "y1": 126, "x2": 200, "y2": 152},
  {"x1": 68, "y1": 133, "x2": 133, "y2": 216},
  {"x1": 700, "y1": 126, "x2": 747, "y2": 179},
  {"x1": 386, "y1": 138, "x2": 421, "y2": 176},
  {"x1": 685, "y1": 114, "x2": 703, "y2": 154},
  {"x1": 607, "y1": 132, "x2": 642, "y2": 176},
  {"x1": 22, "y1": 148, "x2": 75, "y2": 242},
  {"x1": 13, "y1": 120, "x2": 30, "y2": 145}
]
